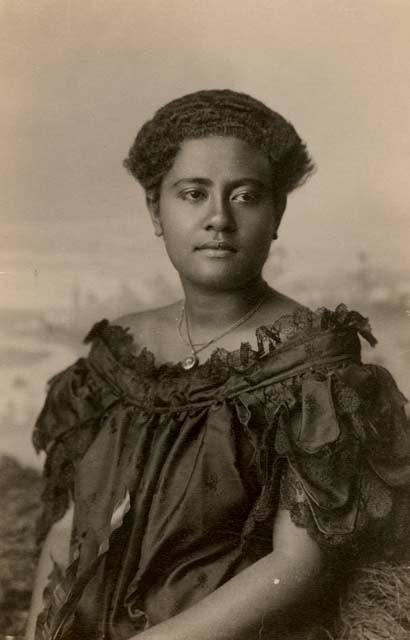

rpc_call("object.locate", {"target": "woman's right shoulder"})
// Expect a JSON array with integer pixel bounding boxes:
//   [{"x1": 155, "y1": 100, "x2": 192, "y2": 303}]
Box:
[
  {"x1": 113, "y1": 302, "x2": 181, "y2": 356},
  {"x1": 114, "y1": 308, "x2": 157, "y2": 344}
]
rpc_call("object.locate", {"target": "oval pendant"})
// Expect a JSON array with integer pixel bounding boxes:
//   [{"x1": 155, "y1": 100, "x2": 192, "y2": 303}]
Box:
[{"x1": 181, "y1": 354, "x2": 198, "y2": 370}]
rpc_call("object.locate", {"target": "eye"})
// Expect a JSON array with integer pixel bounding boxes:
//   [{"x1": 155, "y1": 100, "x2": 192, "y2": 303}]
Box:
[
  {"x1": 231, "y1": 190, "x2": 260, "y2": 204},
  {"x1": 179, "y1": 188, "x2": 207, "y2": 202}
]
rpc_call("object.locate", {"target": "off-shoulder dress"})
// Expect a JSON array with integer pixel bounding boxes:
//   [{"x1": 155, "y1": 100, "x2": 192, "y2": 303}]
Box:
[{"x1": 32, "y1": 305, "x2": 410, "y2": 639}]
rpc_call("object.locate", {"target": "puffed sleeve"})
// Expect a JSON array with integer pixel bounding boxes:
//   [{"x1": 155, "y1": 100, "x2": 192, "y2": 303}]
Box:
[
  {"x1": 32, "y1": 347, "x2": 119, "y2": 546},
  {"x1": 276, "y1": 362, "x2": 410, "y2": 554}
]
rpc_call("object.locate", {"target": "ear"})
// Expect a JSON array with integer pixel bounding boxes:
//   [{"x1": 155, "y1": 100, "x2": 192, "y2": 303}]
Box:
[
  {"x1": 146, "y1": 190, "x2": 163, "y2": 237},
  {"x1": 273, "y1": 193, "x2": 287, "y2": 240}
]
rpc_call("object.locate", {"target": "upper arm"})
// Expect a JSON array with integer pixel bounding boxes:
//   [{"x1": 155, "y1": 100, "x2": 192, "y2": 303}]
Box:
[
  {"x1": 47, "y1": 502, "x2": 74, "y2": 567},
  {"x1": 272, "y1": 508, "x2": 324, "y2": 580},
  {"x1": 25, "y1": 505, "x2": 74, "y2": 640}
]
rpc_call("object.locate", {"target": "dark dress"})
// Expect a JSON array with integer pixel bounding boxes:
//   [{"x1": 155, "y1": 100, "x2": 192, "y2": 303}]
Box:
[{"x1": 33, "y1": 305, "x2": 410, "y2": 640}]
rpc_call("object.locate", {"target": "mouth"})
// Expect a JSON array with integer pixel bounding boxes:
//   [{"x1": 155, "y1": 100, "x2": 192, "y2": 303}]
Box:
[{"x1": 196, "y1": 241, "x2": 237, "y2": 253}]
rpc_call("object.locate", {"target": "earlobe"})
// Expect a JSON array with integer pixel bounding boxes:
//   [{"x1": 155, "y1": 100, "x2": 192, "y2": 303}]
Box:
[
  {"x1": 273, "y1": 193, "x2": 287, "y2": 240},
  {"x1": 146, "y1": 191, "x2": 163, "y2": 237}
]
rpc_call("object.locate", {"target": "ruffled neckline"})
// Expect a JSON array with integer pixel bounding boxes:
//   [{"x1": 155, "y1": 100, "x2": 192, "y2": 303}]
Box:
[{"x1": 83, "y1": 303, "x2": 377, "y2": 381}]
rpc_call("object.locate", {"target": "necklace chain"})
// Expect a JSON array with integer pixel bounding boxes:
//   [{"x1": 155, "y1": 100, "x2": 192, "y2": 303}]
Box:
[{"x1": 177, "y1": 284, "x2": 269, "y2": 370}]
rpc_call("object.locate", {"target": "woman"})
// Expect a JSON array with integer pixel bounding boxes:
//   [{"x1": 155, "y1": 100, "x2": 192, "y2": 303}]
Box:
[{"x1": 26, "y1": 90, "x2": 410, "y2": 639}]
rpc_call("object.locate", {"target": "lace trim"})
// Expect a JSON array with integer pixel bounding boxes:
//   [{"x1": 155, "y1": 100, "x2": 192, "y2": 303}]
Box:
[
  {"x1": 279, "y1": 464, "x2": 395, "y2": 553},
  {"x1": 84, "y1": 303, "x2": 376, "y2": 381}
]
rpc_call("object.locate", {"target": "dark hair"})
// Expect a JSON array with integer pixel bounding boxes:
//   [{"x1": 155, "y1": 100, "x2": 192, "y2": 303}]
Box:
[{"x1": 123, "y1": 89, "x2": 315, "y2": 198}]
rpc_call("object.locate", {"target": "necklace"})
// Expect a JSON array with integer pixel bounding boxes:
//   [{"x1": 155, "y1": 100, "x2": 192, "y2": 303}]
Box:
[{"x1": 177, "y1": 284, "x2": 269, "y2": 370}]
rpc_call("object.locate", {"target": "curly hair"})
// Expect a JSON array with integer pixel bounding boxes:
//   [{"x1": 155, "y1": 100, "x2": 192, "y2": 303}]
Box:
[{"x1": 123, "y1": 89, "x2": 315, "y2": 198}]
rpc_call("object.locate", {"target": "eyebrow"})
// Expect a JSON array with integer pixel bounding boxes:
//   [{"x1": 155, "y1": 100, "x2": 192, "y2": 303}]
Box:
[{"x1": 172, "y1": 177, "x2": 271, "y2": 189}]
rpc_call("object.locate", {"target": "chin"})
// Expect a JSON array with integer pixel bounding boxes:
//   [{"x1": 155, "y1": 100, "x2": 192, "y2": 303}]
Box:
[{"x1": 187, "y1": 267, "x2": 260, "y2": 292}]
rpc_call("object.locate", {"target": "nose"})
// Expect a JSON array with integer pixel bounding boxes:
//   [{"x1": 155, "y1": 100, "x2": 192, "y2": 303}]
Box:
[{"x1": 205, "y1": 196, "x2": 236, "y2": 232}]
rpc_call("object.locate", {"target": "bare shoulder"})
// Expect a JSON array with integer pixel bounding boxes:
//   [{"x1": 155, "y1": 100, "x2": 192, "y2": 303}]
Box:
[
  {"x1": 260, "y1": 288, "x2": 307, "y2": 325},
  {"x1": 114, "y1": 302, "x2": 181, "y2": 355}
]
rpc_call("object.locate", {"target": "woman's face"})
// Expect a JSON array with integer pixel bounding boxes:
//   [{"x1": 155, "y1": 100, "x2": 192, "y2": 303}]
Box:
[{"x1": 148, "y1": 136, "x2": 284, "y2": 291}]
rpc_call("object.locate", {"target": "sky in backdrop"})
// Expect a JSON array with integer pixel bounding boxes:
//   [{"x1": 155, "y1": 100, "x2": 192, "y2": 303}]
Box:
[{"x1": 1, "y1": 0, "x2": 410, "y2": 311}]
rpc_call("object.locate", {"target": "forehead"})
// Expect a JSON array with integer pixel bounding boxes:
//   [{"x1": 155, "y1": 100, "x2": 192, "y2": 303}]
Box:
[{"x1": 163, "y1": 136, "x2": 272, "y2": 183}]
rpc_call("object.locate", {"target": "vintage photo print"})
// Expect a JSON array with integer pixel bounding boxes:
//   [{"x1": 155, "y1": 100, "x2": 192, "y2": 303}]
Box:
[{"x1": 1, "y1": 2, "x2": 409, "y2": 638}]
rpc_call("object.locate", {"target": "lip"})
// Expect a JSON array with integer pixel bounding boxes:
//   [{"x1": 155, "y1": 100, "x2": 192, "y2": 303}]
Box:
[{"x1": 196, "y1": 241, "x2": 237, "y2": 252}]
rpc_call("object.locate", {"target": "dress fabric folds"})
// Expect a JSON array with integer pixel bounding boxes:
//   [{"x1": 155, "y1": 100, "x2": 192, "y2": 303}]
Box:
[{"x1": 32, "y1": 305, "x2": 410, "y2": 639}]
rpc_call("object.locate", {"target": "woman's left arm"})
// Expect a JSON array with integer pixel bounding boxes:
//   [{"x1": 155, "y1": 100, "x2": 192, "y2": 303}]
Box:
[{"x1": 133, "y1": 508, "x2": 327, "y2": 640}]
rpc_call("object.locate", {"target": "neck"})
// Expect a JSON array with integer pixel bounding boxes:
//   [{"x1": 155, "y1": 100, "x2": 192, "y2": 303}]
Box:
[{"x1": 181, "y1": 277, "x2": 269, "y2": 332}]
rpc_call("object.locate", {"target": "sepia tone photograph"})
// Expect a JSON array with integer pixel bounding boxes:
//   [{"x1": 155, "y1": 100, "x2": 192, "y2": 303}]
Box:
[{"x1": 1, "y1": 2, "x2": 410, "y2": 638}]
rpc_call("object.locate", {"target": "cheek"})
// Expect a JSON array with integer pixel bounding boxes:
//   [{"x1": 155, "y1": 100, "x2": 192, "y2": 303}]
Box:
[
  {"x1": 245, "y1": 215, "x2": 275, "y2": 246},
  {"x1": 160, "y1": 224, "x2": 193, "y2": 268},
  {"x1": 243, "y1": 221, "x2": 274, "y2": 267}
]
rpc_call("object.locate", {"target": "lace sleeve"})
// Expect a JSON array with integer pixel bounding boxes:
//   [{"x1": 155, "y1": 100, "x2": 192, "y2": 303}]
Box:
[
  {"x1": 32, "y1": 354, "x2": 117, "y2": 546},
  {"x1": 277, "y1": 363, "x2": 410, "y2": 554}
]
